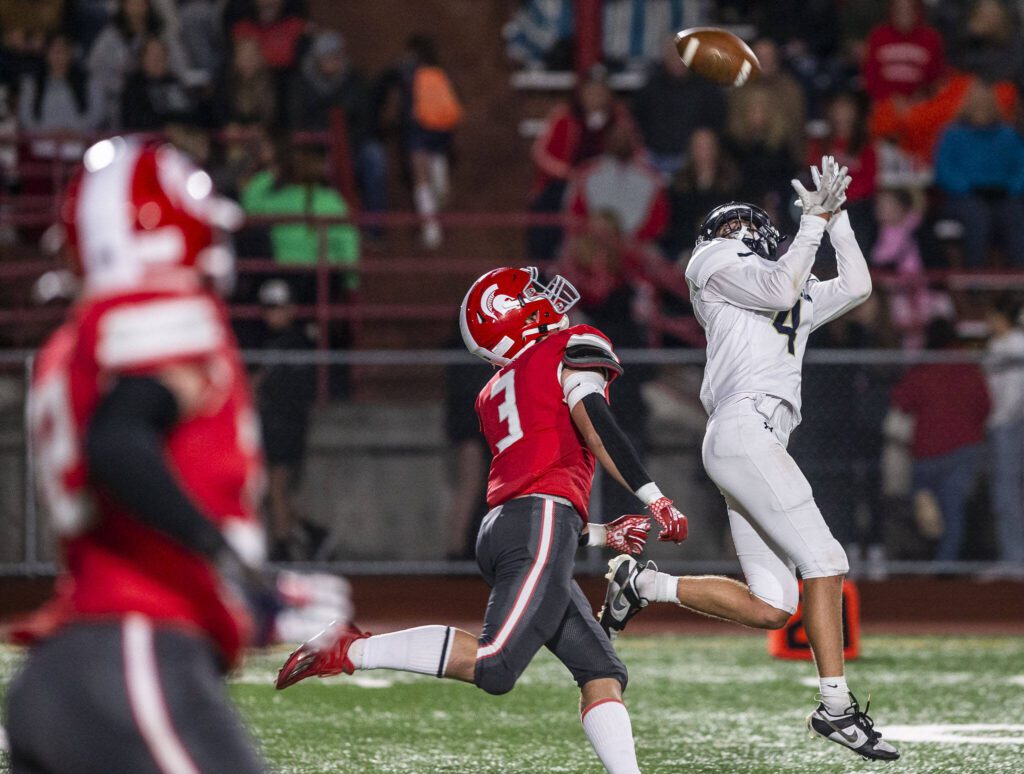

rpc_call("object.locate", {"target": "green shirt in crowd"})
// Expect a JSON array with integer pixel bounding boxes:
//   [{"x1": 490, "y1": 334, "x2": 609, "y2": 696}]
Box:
[{"x1": 241, "y1": 170, "x2": 360, "y2": 289}]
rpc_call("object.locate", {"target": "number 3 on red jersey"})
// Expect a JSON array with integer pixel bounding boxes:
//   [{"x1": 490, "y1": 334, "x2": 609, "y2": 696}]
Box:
[{"x1": 490, "y1": 371, "x2": 523, "y2": 452}]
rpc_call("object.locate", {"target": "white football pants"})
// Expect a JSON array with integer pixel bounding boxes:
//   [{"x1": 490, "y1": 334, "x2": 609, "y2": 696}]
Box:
[{"x1": 702, "y1": 394, "x2": 849, "y2": 614}]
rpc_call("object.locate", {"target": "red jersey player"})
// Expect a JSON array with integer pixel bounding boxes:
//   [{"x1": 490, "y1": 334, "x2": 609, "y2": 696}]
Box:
[
  {"x1": 4, "y1": 138, "x2": 347, "y2": 774},
  {"x1": 276, "y1": 267, "x2": 688, "y2": 774}
]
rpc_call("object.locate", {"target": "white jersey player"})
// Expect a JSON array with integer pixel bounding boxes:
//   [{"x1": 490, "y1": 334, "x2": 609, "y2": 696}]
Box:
[{"x1": 600, "y1": 157, "x2": 900, "y2": 762}]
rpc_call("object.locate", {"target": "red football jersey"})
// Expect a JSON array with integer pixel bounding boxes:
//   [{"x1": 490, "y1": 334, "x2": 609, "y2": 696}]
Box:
[
  {"x1": 28, "y1": 286, "x2": 265, "y2": 667},
  {"x1": 476, "y1": 325, "x2": 616, "y2": 518}
]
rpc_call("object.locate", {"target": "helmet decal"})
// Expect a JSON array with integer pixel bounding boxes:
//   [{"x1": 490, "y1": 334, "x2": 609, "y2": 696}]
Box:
[{"x1": 480, "y1": 284, "x2": 520, "y2": 320}]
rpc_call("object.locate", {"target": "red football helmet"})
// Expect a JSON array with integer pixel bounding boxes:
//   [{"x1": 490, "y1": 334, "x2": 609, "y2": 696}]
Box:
[
  {"x1": 60, "y1": 137, "x2": 243, "y2": 295},
  {"x1": 460, "y1": 267, "x2": 580, "y2": 365}
]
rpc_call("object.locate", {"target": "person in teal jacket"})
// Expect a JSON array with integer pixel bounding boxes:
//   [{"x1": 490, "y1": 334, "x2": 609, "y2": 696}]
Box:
[{"x1": 935, "y1": 82, "x2": 1024, "y2": 267}]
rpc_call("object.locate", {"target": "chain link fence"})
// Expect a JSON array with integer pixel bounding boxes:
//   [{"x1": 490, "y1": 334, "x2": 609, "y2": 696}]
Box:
[{"x1": 0, "y1": 347, "x2": 1018, "y2": 578}]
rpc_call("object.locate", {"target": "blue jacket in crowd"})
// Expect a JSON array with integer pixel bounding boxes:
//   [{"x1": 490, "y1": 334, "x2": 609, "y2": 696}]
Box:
[{"x1": 935, "y1": 122, "x2": 1024, "y2": 196}]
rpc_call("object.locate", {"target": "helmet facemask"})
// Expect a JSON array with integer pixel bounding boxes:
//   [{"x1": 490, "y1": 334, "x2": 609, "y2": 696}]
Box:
[{"x1": 696, "y1": 202, "x2": 785, "y2": 261}]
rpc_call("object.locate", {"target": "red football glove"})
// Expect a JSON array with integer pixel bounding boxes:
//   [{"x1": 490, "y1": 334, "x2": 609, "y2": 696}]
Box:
[
  {"x1": 648, "y1": 496, "x2": 688, "y2": 543},
  {"x1": 603, "y1": 514, "x2": 651, "y2": 555}
]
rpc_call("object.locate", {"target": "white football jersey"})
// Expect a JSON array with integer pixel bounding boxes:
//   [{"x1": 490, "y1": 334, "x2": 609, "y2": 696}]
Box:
[{"x1": 685, "y1": 212, "x2": 871, "y2": 424}]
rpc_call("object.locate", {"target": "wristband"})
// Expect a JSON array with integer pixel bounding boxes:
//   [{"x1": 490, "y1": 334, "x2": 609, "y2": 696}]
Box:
[
  {"x1": 586, "y1": 524, "x2": 608, "y2": 547},
  {"x1": 634, "y1": 482, "x2": 664, "y2": 505}
]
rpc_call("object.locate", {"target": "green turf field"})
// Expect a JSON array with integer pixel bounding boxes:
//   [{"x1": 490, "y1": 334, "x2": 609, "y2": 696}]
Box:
[{"x1": 3, "y1": 634, "x2": 1023, "y2": 773}]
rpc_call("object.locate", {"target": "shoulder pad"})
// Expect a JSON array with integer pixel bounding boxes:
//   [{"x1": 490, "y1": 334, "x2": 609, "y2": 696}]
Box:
[
  {"x1": 562, "y1": 331, "x2": 622, "y2": 376},
  {"x1": 95, "y1": 295, "x2": 224, "y2": 372}
]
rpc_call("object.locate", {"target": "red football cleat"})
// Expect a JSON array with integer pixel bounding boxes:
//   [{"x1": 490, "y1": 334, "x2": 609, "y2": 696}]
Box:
[{"x1": 275, "y1": 622, "x2": 371, "y2": 690}]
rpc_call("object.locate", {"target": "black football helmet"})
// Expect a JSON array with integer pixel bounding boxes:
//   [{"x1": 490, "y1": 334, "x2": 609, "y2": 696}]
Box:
[{"x1": 695, "y1": 202, "x2": 786, "y2": 261}]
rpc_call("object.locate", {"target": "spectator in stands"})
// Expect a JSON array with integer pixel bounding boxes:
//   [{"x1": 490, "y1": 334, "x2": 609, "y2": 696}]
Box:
[
  {"x1": 729, "y1": 39, "x2": 806, "y2": 164},
  {"x1": 15, "y1": 32, "x2": 101, "y2": 245},
  {"x1": 1, "y1": 27, "x2": 46, "y2": 98},
  {"x1": 891, "y1": 318, "x2": 991, "y2": 562},
  {"x1": 565, "y1": 120, "x2": 668, "y2": 247},
  {"x1": 395, "y1": 34, "x2": 462, "y2": 250},
  {"x1": 983, "y1": 293, "x2": 1024, "y2": 567},
  {"x1": 863, "y1": 0, "x2": 946, "y2": 104},
  {"x1": 662, "y1": 127, "x2": 740, "y2": 259},
  {"x1": 230, "y1": 0, "x2": 306, "y2": 133},
  {"x1": 216, "y1": 36, "x2": 278, "y2": 129},
  {"x1": 934, "y1": 81, "x2": 1024, "y2": 267},
  {"x1": 231, "y1": 0, "x2": 307, "y2": 73},
  {"x1": 528, "y1": 65, "x2": 637, "y2": 261},
  {"x1": 178, "y1": 0, "x2": 226, "y2": 86},
  {"x1": 120, "y1": 36, "x2": 201, "y2": 130},
  {"x1": 240, "y1": 141, "x2": 359, "y2": 305},
  {"x1": 869, "y1": 69, "x2": 1018, "y2": 163},
  {"x1": 289, "y1": 30, "x2": 388, "y2": 226},
  {"x1": 808, "y1": 91, "x2": 877, "y2": 233},
  {"x1": 725, "y1": 85, "x2": 795, "y2": 218},
  {"x1": 87, "y1": 0, "x2": 188, "y2": 127},
  {"x1": 254, "y1": 278, "x2": 323, "y2": 561},
  {"x1": 18, "y1": 34, "x2": 103, "y2": 136},
  {"x1": 947, "y1": 0, "x2": 1024, "y2": 84},
  {"x1": 871, "y1": 188, "x2": 931, "y2": 349},
  {"x1": 632, "y1": 36, "x2": 726, "y2": 179}
]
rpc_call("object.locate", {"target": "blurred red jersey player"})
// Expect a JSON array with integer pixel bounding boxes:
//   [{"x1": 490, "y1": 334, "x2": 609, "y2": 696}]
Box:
[{"x1": 5, "y1": 137, "x2": 286, "y2": 774}]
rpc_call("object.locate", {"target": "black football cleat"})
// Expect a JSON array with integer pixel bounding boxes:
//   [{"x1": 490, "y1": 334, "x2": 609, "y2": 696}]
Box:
[
  {"x1": 807, "y1": 693, "x2": 900, "y2": 761},
  {"x1": 598, "y1": 555, "x2": 652, "y2": 635}
]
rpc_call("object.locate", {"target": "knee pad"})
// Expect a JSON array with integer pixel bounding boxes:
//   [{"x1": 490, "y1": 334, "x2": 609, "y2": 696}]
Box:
[{"x1": 474, "y1": 658, "x2": 519, "y2": 696}]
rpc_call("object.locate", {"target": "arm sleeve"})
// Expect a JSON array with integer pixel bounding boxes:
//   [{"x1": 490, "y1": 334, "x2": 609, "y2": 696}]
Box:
[
  {"x1": 701, "y1": 215, "x2": 828, "y2": 312},
  {"x1": 808, "y1": 210, "x2": 872, "y2": 331},
  {"x1": 579, "y1": 392, "x2": 652, "y2": 492},
  {"x1": 84, "y1": 376, "x2": 228, "y2": 559}
]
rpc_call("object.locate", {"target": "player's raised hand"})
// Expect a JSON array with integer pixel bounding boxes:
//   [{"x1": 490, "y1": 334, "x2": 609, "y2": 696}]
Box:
[
  {"x1": 648, "y1": 496, "x2": 689, "y2": 543},
  {"x1": 602, "y1": 514, "x2": 652, "y2": 555},
  {"x1": 792, "y1": 155, "x2": 851, "y2": 218}
]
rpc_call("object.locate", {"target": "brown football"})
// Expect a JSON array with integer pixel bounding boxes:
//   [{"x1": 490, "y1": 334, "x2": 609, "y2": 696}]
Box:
[{"x1": 674, "y1": 27, "x2": 761, "y2": 88}]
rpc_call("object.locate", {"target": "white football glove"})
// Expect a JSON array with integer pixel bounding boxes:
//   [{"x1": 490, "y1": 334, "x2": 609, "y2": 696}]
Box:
[{"x1": 791, "y1": 155, "x2": 851, "y2": 217}]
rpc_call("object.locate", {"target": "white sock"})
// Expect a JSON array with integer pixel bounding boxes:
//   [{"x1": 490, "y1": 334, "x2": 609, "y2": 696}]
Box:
[
  {"x1": 414, "y1": 182, "x2": 438, "y2": 217},
  {"x1": 635, "y1": 568, "x2": 679, "y2": 604},
  {"x1": 428, "y1": 154, "x2": 450, "y2": 203},
  {"x1": 348, "y1": 626, "x2": 453, "y2": 677},
  {"x1": 581, "y1": 699, "x2": 641, "y2": 774},
  {"x1": 819, "y1": 675, "x2": 850, "y2": 715}
]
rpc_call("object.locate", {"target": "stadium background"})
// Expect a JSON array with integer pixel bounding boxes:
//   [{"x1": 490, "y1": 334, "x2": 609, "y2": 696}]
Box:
[{"x1": 0, "y1": 2, "x2": 1023, "y2": 770}]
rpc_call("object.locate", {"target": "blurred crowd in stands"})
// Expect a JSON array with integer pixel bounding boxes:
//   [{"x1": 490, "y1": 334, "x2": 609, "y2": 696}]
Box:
[
  {"x1": 0, "y1": 0, "x2": 463, "y2": 257},
  {"x1": 521, "y1": 1, "x2": 1024, "y2": 315}
]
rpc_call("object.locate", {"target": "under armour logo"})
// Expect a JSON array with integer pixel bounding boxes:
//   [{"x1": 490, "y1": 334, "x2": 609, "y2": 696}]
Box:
[{"x1": 764, "y1": 421, "x2": 774, "y2": 432}]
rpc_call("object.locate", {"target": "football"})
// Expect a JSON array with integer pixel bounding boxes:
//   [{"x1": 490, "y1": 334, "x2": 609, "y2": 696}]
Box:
[{"x1": 674, "y1": 27, "x2": 760, "y2": 87}]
